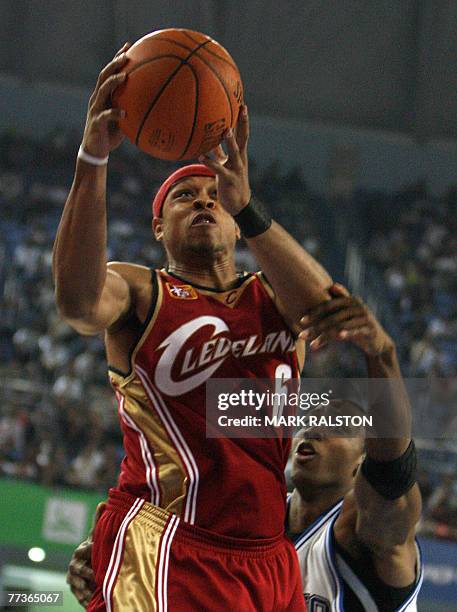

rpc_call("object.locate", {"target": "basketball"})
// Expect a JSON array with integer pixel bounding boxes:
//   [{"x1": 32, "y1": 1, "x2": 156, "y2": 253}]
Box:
[{"x1": 112, "y1": 28, "x2": 243, "y2": 161}]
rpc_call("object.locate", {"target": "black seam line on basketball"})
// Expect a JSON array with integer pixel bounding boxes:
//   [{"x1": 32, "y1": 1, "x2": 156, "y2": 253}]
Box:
[
  {"x1": 152, "y1": 34, "x2": 237, "y2": 70},
  {"x1": 125, "y1": 54, "x2": 186, "y2": 78},
  {"x1": 181, "y1": 31, "x2": 238, "y2": 70},
  {"x1": 177, "y1": 62, "x2": 199, "y2": 160},
  {"x1": 135, "y1": 39, "x2": 212, "y2": 147},
  {"x1": 151, "y1": 37, "x2": 195, "y2": 54},
  {"x1": 132, "y1": 55, "x2": 190, "y2": 146},
  {"x1": 148, "y1": 38, "x2": 236, "y2": 124},
  {"x1": 192, "y1": 50, "x2": 233, "y2": 126}
]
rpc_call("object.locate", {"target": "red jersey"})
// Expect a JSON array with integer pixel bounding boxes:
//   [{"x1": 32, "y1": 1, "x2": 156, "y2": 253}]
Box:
[{"x1": 109, "y1": 269, "x2": 301, "y2": 539}]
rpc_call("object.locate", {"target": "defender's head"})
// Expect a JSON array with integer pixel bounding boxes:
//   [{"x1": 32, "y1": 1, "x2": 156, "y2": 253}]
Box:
[
  {"x1": 291, "y1": 400, "x2": 366, "y2": 499},
  {"x1": 152, "y1": 165, "x2": 240, "y2": 262}
]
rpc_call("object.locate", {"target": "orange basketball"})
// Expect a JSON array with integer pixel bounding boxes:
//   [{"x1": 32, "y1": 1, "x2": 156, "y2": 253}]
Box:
[{"x1": 112, "y1": 29, "x2": 243, "y2": 161}]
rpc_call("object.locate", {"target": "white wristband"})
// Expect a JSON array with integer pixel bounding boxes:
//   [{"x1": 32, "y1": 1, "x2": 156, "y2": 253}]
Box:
[{"x1": 77, "y1": 145, "x2": 109, "y2": 166}]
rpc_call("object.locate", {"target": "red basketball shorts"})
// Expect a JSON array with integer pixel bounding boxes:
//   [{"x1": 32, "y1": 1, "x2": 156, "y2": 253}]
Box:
[{"x1": 87, "y1": 489, "x2": 306, "y2": 612}]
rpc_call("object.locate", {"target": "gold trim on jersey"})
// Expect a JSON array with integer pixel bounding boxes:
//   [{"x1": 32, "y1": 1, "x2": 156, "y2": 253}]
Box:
[
  {"x1": 198, "y1": 275, "x2": 256, "y2": 308},
  {"x1": 110, "y1": 373, "x2": 188, "y2": 516},
  {"x1": 108, "y1": 270, "x2": 190, "y2": 518},
  {"x1": 256, "y1": 271, "x2": 275, "y2": 300},
  {"x1": 160, "y1": 268, "x2": 257, "y2": 308},
  {"x1": 108, "y1": 270, "x2": 163, "y2": 387}
]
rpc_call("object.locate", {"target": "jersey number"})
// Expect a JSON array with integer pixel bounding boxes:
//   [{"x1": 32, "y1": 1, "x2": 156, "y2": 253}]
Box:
[
  {"x1": 272, "y1": 364, "x2": 292, "y2": 418},
  {"x1": 304, "y1": 593, "x2": 331, "y2": 612}
]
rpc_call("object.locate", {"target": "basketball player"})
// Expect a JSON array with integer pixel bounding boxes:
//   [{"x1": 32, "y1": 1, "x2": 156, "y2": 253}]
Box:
[
  {"x1": 66, "y1": 287, "x2": 423, "y2": 611},
  {"x1": 53, "y1": 44, "x2": 334, "y2": 611},
  {"x1": 289, "y1": 284, "x2": 423, "y2": 611}
]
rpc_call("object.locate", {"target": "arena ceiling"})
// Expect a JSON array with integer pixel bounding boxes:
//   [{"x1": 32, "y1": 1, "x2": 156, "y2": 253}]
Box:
[{"x1": 1, "y1": 0, "x2": 457, "y2": 141}]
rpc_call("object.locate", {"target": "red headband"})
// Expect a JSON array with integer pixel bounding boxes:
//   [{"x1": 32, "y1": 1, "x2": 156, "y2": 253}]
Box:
[{"x1": 152, "y1": 164, "x2": 216, "y2": 218}]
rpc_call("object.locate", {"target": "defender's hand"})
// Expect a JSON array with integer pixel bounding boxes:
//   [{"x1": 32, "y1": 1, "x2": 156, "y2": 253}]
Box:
[
  {"x1": 299, "y1": 283, "x2": 394, "y2": 356},
  {"x1": 66, "y1": 537, "x2": 96, "y2": 608},
  {"x1": 199, "y1": 105, "x2": 251, "y2": 215},
  {"x1": 81, "y1": 43, "x2": 130, "y2": 159},
  {"x1": 66, "y1": 501, "x2": 105, "y2": 608}
]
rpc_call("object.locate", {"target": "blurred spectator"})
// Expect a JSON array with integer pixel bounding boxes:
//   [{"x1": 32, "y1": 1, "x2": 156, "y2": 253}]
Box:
[
  {"x1": 419, "y1": 472, "x2": 457, "y2": 541},
  {"x1": 67, "y1": 440, "x2": 105, "y2": 489}
]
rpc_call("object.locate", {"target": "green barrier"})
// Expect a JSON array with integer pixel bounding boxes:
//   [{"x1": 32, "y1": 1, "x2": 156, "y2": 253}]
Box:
[{"x1": 0, "y1": 478, "x2": 104, "y2": 553}]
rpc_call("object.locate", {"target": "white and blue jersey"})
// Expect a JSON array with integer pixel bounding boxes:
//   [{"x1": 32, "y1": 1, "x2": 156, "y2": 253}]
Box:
[{"x1": 289, "y1": 498, "x2": 423, "y2": 612}]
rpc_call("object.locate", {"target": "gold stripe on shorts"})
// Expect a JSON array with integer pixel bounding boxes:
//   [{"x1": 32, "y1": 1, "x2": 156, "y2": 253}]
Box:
[{"x1": 112, "y1": 504, "x2": 176, "y2": 611}]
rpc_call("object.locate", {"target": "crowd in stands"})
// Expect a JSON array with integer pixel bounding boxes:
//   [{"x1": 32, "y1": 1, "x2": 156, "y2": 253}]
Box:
[
  {"x1": 0, "y1": 129, "x2": 456, "y2": 542},
  {"x1": 359, "y1": 184, "x2": 457, "y2": 380}
]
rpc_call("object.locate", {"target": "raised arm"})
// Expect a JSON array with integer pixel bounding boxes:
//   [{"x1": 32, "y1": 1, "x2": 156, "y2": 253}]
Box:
[
  {"x1": 52, "y1": 44, "x2": 132, "y2": 335},
  {"x1": 355, "y1": 339, "x2": 421, "y2": 586},
  {"x1": 300, "y1": 285, "x2": 422, "y2": 584},
  {"x1": 199, "y1": 106, "x2": 332, "y2": 331}
]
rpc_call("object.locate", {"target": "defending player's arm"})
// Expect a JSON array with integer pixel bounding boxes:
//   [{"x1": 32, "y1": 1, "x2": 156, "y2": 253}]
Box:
[
  {"x1": 66, "y1": 502, "x2": 105, "y2": 608},
  {"x1": 352, "y1": 337, "x2": 421, "y2": 579},
  {"x1": 300, "y1": 285, "x2": 422, "y2": 584},
  {"x1": 52, "y1": 44, "x2": 133, "y2": 335},
  {"x1": 199, "y1": 106, "x2": 332, "y2": 331}
]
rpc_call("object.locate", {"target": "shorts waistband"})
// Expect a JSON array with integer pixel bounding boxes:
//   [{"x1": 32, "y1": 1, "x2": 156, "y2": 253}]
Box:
[{"x1": 107, "y1": 489, "x2": 287, "y2": 557}]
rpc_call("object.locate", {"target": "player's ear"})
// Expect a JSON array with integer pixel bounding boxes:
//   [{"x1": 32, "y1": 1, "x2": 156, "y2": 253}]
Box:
[
  {"x1": 353, "y1": 452, "x2": 366, "y2": 477},
  {"x1": 153, "y1": 217, "x2": 164, "y2": 241}
]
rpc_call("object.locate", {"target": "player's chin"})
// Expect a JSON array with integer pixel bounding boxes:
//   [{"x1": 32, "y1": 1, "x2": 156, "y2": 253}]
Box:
[
  {"x1": 187, "y1": 225, "x2": 220, "y2": 244},
  {"x1": 291, "y1": 454, "x2": 319, "y2": 475},
  {"x1": 291, "y1": 464, "x2": 322, "y2": 492},
  {"x1": 187, "y1": 238, "x2": 226, "y2": 257}
]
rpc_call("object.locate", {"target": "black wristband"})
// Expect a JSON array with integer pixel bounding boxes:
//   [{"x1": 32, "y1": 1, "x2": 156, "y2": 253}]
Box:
[
  {"x1": 361, "y1": 440, "x2": 417, "y2": 500},
  {"x1": 233, "y1": 197, "x2": 272, "y2": 238}
]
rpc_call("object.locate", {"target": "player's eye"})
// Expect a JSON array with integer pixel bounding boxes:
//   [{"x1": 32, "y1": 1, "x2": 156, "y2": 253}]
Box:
[{"x1": 175, "y1": 189, "x2": 193, "y2": 198}]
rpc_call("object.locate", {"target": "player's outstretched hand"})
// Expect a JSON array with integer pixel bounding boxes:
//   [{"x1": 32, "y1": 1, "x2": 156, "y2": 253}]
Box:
[
  {"x1": 81, "y1": 43, "x2": 131, "y2": 159},
  {"x1": 298, "y1": 283, "x2": 394, "y2": 356},
  {"x1": 199, "y1": 104, "x2": 251, "y2": 215}
]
